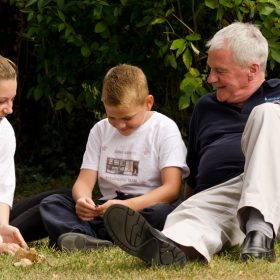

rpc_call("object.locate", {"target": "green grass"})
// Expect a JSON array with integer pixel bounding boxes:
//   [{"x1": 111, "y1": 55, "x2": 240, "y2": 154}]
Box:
[
  {"x1": 1, "y1": 240, "x2": 280, "y2": 280},
  {"x1": 6, "y1": 165, "x2": 280, "y2": 279}
]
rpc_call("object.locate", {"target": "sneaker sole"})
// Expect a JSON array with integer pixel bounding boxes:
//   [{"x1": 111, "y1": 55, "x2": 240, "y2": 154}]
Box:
[
  {"x1": 104, "y1": 204, "x2": 186, "y2": 267},
  {"x1": 58, "y1": 232, "x2": 113, "y2": 251}
]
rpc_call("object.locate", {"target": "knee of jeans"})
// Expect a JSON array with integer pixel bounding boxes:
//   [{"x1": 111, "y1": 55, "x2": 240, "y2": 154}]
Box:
[
  {"x1": 40, "y1": 194, "x2": 67, "y2": 212},
  {"x1": 41, "y1": 194, "x2": 59, "y2": 204}
]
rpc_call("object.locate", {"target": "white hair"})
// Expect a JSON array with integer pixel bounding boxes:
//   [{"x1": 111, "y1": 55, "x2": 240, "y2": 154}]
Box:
[{"x1": 206, "y1": 22, "x2": 268, "y2": 72}]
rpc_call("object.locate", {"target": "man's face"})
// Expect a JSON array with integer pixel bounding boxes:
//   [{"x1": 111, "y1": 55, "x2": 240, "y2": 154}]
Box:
[
  {"x1": 207, "y1": 48, "x2": 253, "y2": 106},
  {"x1": 0, "y1": 79, "x2": 17, "y2": 123}
]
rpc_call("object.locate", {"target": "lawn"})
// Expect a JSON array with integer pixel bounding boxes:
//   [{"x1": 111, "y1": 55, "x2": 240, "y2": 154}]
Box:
[
  {"x1": 4, "y1": 166, "x2": 280, "y2": 279},
  {"x1": 1, "y1": 240, "x2": 280, "y2": 280}
]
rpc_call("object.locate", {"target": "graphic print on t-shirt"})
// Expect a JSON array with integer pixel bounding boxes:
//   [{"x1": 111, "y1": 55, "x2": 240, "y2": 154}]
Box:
[{"x1": 106, "y1": 157, "x2": 139, "y2": 176}]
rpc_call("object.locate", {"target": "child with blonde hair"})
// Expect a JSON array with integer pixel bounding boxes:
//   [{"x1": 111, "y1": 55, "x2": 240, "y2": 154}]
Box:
[{"x1": 40, "y1": 64, "x2": 189, "y2": 251}]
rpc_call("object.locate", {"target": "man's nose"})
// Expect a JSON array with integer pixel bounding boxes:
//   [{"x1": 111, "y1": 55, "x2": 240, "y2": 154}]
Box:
[{"x1": 207, "y1": 70, "x2": 218, "y2": 84}]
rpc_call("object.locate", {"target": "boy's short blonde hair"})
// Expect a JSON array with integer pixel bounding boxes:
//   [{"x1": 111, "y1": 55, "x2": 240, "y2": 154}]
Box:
[
  {"x1": 0, "y1": 55, "x2": 17, "y2": 80},
  {"x1": 101, "y1": 64, "x2": 149, "y2": 107}
]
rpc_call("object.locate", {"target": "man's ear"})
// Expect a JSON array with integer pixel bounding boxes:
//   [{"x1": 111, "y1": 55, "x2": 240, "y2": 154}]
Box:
[{"x1": 248, "y1": 63, "x2": 260, "y2": 80}]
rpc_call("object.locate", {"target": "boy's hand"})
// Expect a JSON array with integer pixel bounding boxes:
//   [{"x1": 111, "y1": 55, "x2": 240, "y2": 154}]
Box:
[
  {"x1": 75, "y1": 197, "x2": 99, "y2": 221},
  {"x1": 95, "y1": 199, "x2": 130, "y2": 216}
]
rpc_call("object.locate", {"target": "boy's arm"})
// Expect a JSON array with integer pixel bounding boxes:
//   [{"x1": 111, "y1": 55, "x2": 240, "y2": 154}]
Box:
[
  {"x1": 72, "y1": 169, "x2": 98, "y2": 221},
  {"x1": 97, "y1": 166, "x2": 182, "y2": 215},
  {"x1": 72, "y1": 169, "x2": 97, "y2": 201}
]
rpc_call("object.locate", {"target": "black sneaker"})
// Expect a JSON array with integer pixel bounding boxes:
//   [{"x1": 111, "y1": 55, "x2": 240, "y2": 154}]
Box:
[
  {"x1": 57, "y1": 232, "x2": 113, "y2": 252},
  {"x1": 103, "y1": 204, "x2": 186, "y2": 267}
]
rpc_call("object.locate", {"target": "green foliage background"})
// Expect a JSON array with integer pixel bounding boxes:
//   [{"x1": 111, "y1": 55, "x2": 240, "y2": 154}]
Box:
[{"x1": 2, "y1": 0, "x2": 280, "y2": 177}]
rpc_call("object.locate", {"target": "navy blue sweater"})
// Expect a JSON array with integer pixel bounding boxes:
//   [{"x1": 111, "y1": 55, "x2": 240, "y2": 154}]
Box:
[{"x1": 187, "y1": 79, "x2": 280, "y2": 194}]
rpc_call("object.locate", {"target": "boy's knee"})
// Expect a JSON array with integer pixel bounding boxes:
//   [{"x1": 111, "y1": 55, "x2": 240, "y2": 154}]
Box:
[{"x1": 41, "y1": 194, "x2": 60, "y2": 204}]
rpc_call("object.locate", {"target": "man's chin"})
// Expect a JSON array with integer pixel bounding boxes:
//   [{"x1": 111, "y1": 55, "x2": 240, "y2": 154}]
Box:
[{"x1": 216, "y1": 92, "x2": 228, "y2": 102}]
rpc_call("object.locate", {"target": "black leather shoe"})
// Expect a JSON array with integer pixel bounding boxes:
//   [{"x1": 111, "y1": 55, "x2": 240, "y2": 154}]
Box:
[
  {"x1": 241, "y1": 230, "x2": 276, "y2": 262},
  {"x1": 103, "y1": 204, "x2": 187, "y2": 267}
]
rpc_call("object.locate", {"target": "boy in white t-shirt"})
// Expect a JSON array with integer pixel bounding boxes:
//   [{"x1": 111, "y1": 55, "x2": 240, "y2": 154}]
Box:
[{"x1": 40, "y1": 64, "x2": 189, "y2": 251}]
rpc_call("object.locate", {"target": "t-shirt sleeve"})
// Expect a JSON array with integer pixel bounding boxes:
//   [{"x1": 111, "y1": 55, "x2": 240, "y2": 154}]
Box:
[
  {"x1": 80, "y1": 124, "x2": 101, "y2": 171},
  {"x1": 158, "y1": 118, "x2": 190, "y2": 178},
  {"x1": 0, "y1": 120, "x2": 16, "y2": 207}
]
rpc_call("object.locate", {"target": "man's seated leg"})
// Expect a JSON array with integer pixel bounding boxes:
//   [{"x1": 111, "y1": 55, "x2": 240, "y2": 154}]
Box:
[
  {"x1": 103, "y1": 204, "x2": 187, "y2": 267},
  {"x1": 241, "y1": 208, "x2": 275, "y2": 262},
  {"x1": 239, "y1": 103, "x2": 280, "y2": 262}
]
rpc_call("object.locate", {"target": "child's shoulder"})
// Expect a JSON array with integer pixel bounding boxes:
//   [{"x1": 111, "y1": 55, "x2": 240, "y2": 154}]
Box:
[{"x1": 152, "y1": 111, "x2": 177, "y2": 125}]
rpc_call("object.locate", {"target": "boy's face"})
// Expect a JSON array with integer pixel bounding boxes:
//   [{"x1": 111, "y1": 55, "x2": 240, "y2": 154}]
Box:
[
  {"x1": 104, "y1": 95, "x2": 153, "y2": 136},
  {"x1": 0, "y1": 79, "x2": 17, "y2": 123}
]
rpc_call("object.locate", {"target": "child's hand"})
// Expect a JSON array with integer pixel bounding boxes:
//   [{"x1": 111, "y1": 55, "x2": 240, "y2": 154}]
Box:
[
  {"x1": 95, "y1": 199, "x2": 128, "y2": 216},
  {"x1": 75, "y1": 197, "x2": 98, "y2": 221},
  {"x1": 0, "y1": 242, "x2": 21, "y2": 256},
  {"x1": 0, "y1": 224, "x2": 27, "y2": 249}
]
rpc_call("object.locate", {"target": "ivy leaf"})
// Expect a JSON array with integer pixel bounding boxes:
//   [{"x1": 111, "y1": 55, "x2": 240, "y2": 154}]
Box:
[
  {"x1": 179, "y1": 94, "x2": 190, "y2": 110},
  {"x1": 270, "y1": 48, "x2": 280, "y2": 63},
  {"x1": 57, "y1": 0, "x2": 64, "y2": 10},
  {"x1": 151, "y1": 18, "x2": 166, "y2": 25},
  {"x1": 33, "y1": 86, "x2": 44, "y2": 101},
  {"x1": 183, "y1": 48, "x2": 192, "y2": 69},
  {"x1": 81, "y1": 46, "x2": 91, "y2": 57},
  {"x1": 234, "y1": 0, "x2": 242, "y2": 5},
  {"x1": 170, "y1": 39, "x2": 186, "y2": 57},
  {"x1": 205, "y1": 0, "x2": 219, "y2": 9},
  {"x1": 170, "y1": 39, "x2": 186, "y2": 50},
  {"x1": 55, "y1": 100, "x2": 65, "y2": 110},
  {"x1": 94, "y1": 22, "x2": 107, "y2": 33},
  {"x1": 186, "y1": 33, "x2": 201, "y2": 41},
  {"x1": 259, "y1": 6, "x2": 274, "y2": 16},
  {"x1": 57, "y1": 9, "x2": 65, "y2": 22},
  {"x1": 164, "y1": 54, "x2": 177, "y2": 69},
  {"x1": 220, "y1": 0, "x2": 234, "y2": 8},
  {"x1": 37, "y1": 0, "x2": 44, "y2": 13}
]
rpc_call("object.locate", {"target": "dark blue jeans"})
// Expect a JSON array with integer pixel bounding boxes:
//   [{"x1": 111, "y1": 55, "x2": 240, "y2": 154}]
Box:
[
  {"x1": 40, "y1": 191, "x2": 181, "y2": 244},
  {"x1": 10, "y1": 188, "x2": 71, "y2": 242}
]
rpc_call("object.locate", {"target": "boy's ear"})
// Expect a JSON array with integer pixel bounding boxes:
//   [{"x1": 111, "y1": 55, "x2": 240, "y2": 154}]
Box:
[{"x1": 146, "y1": 95, "x2": 154, "y2": 110}]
